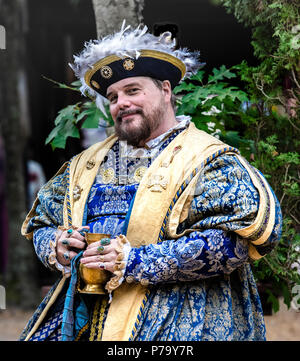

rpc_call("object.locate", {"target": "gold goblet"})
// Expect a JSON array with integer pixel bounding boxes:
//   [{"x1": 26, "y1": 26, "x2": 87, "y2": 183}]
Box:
[{"x1": 78, "y1": 233, "x2": 111, "y2": 295}]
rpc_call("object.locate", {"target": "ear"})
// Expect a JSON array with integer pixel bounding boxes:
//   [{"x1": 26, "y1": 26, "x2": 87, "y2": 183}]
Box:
[{"x1": 161, "y1": 80, "x2": 172, "y2": 102}]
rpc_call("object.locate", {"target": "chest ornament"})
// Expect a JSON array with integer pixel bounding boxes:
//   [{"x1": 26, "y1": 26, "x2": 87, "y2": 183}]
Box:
[
  {"x1": 73, "y1": 185, "x2": 83, "y2": 201},
  {"x1": 147, "y1": 174, "x2": 168, "y2": 192},
  {"x1": 86, "y1": 159, "x2": 96, "y2": 170}
]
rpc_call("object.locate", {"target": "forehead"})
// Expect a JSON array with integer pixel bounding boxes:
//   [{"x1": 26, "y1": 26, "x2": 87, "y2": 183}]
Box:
[{"x1": 106, "y1": 76, "x2": 154, "y2": 95}]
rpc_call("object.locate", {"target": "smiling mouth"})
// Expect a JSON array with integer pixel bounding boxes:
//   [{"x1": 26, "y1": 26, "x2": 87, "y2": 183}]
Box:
[
  {"x1": 122, "y1": 113, "x2": 136, "y2": 121},
  {"x1": 117, "y1": 109, "x2": 143, "y2": 123}
]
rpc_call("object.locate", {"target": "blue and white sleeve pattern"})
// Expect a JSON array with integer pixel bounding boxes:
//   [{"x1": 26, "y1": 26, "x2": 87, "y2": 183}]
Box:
[
  {"x1": 33, "y1": 226, "x2": 57, "y2": 269},
  {"x1": 124, "y1": 153, "x2": 282, "y2": 285},
  {"x1": 125, "y1": 229, "x2": 248, "y2": 285}
]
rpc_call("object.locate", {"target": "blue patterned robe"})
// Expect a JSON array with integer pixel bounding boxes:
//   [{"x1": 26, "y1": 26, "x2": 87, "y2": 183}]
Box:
[{"x1": 20, "y1": 119, "x2": 282, "y2": 341}]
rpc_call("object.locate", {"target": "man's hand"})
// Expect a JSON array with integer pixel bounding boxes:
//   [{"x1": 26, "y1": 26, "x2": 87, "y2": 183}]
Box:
[
  {"x1": 80, "y1": 238, "x2": 119, "y2": 273},
  {"x1": 56, "y1": 226, "x2": 89, "y2": 266}
]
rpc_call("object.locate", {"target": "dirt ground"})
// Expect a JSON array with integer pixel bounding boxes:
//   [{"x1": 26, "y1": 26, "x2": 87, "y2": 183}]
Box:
[{"x1": 0, "y1": 298, "x2": 299, "y2": 341}]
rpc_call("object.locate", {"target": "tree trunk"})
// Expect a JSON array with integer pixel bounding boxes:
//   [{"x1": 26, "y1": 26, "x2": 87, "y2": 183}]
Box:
[
  {"x1": 0, "y1": 0, "x2": 39, "y2": 308},
  {"x1": 92, "y1": 0, "x2": 144, "y2": 38},
  {"x1": 91, "y1": 0, "x2": 144, "y2": 137}
]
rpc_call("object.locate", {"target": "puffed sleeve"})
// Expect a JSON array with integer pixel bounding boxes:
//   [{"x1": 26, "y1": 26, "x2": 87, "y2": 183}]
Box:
[
  {"x1": 124, "y1": 154, "x2": 282, "y2": 285},
  {"x1": 22, "y1": 161, "x2": 69, "y2": 272}
]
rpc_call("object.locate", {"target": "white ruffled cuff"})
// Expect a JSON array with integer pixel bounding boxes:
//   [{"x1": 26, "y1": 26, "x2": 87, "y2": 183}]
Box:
[{"x1": 105, "y1": 234, "x2": 131, "y2": 298}]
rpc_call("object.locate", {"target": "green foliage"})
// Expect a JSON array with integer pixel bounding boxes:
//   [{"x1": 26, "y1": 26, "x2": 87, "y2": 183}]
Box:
[
  {"x1": 44, "y1": 78, "x2": 113, "y2": 150},
  {"x1": 210, "y1": 0, "x2": 300, "y2": 312},
  {"x1": 253, "y1": 220, "x2": 300, "y2": 311},
  {"x1": 174, "y1": 66, "x2": 255, "y2": 158},
  {"x1": 213, "y1": 0, "x2": 300, "y2": 109},
  {"x1": 250, "y1": 134, "x2": 300, "y2": 311}
]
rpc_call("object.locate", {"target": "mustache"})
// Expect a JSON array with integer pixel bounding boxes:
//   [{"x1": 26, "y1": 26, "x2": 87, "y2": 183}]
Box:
[{"x1": 116, "y1": 108, "x2": 143, "y2": 122}]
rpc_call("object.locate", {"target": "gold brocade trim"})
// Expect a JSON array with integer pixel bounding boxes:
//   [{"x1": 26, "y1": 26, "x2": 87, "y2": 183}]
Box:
[
  {"x1": 101, "y1": 283, "x2": 149, "y2": 341},
  {"x1": 75, "y1": 323, "x2": 89, "y2": 341},
  {"x1": 63, "y1": 134, "x2": 118, "y2": 228},
  {"x1": 248, "y1": 244, "x2": 264, "y2": 260},
  {"x1": 97, "y1": 298, "x2": 108, "y2": 340},
  {"x1": 165, "y1": 169, "x2": 200, "y2": 239},
  {"x1": 89, "y1": 298, "x2": 101, "y2": 341},
  {"x1": 126, "y1": 124, "x2": 226, "y2": 248},
  {"x1": 89, "y1": 297, "x2": 108, "y2": 341},
  {"x1": 84, "y1": 49, "x2": 186, "y2": 88},
  {"x1": 129, "y1": 288, "x2": 151, "y2": 340}
]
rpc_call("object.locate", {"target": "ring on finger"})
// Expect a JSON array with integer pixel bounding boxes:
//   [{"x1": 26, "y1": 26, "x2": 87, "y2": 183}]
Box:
[
  {"x1": 62, "y1": 239, "x2": 70, "y2": 246},
  {"x1": 63, "y1": 251, "x2": 70, "y2": 261},
  {"x1": 99, "y1": 262, "x2": 106, "y2": 270},
  {"x1": 97, "y1": 245, "x2": 104, "y2": 253},
  {"x1": 100, "y1": 238, "x2": 110, "y2": 246},
  {"x1": 66, "y1": 229, "x2": 73, "y2": 238},
  {"x1": 79, "y1": 229, "x2": 88, "y2": 237},
  {"x1": 99, "y1": 255, "x2": 105, "y2": 262}
]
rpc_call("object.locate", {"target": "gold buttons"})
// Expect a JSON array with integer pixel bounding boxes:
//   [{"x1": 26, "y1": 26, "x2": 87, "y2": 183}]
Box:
[
  {"x1": 123, "y1": 58, "x2": 135, "y2": 71},
  {"x1": 100, "y1": 65, "x2": 113, "y2": 79}
]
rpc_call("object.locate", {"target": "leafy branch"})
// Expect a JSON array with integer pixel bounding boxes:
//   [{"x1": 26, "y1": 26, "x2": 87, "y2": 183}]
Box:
[
  {"x1": 174, "y1": 65, "x2": 256, "y2": 157},
  {"x1": 43, "y1": 77, "x2": 113, "y2": 150}
]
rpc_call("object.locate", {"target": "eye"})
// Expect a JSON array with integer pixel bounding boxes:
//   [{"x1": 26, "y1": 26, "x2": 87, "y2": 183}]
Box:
[
  {"x1": 108, "y1": 95, "x2": 117, "y2": 104},
  {"x1": 127, "y1": 87, "x2": 139, "y2": 94}
]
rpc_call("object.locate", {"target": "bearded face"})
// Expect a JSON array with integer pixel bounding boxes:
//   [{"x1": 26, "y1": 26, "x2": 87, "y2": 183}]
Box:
[
  {"x1": 114, "y1": 97, "x2": 167, "y2": 146},
  {"x1": 107, "y1": 77, "x2": 169, "y2": 147}
]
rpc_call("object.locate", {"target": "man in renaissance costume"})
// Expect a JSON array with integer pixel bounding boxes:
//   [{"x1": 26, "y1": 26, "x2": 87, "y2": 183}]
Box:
[{"x1": 20, "y1": 22, "x2": 282, "y2": 341}]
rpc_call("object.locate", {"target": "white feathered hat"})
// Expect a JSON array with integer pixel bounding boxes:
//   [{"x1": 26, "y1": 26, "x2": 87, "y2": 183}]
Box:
[{"x1": 69, "y1": 21, "x2": 203, "y2": 114}]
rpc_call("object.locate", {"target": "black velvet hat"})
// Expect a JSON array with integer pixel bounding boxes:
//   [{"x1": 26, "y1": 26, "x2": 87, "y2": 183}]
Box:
[{"x1": 84, "y1": 50, "x2": 186, "y2": 97}]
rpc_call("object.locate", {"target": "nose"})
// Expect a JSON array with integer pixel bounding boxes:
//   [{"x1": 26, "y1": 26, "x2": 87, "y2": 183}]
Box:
[{"x1": 116, "y1": 93, "x2": 131, "y2": 110}]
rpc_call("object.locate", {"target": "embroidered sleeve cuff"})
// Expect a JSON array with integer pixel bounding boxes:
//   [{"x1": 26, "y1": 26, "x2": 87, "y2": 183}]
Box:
[{"x1": 105, "y1": 234, "x2": 131, "y2": 294}]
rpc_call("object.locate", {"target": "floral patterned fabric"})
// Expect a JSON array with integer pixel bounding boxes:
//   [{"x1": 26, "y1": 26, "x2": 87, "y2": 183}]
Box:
[{"x1": 20, "y1": 118, "x2": 282, "y2": 341}]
